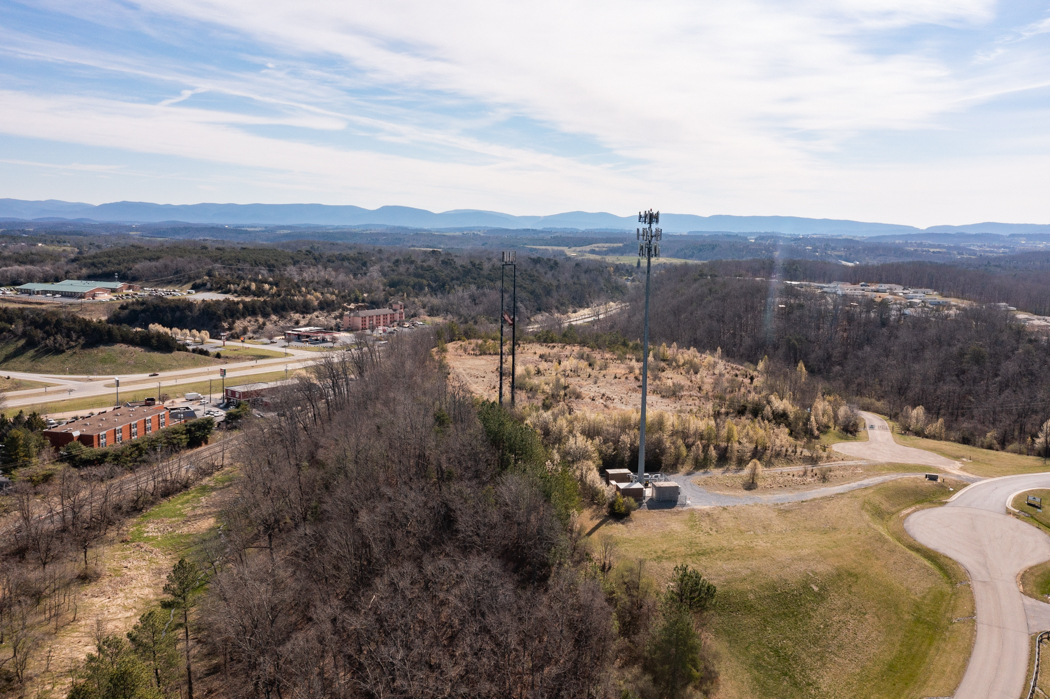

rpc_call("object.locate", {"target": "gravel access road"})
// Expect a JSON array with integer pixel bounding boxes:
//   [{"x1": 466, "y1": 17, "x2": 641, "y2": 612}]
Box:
[{"x1": 832, "y1": 412, "x2": 966, "y2": 474}]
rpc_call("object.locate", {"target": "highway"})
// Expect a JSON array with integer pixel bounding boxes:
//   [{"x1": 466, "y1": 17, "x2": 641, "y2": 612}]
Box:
[{"x1": 1, "y1": 342, "x2": 324, "y2": 411}]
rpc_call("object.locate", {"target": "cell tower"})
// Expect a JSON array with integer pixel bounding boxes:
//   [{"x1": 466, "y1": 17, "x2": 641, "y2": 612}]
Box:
[{"x1": 637, "y1": 209, "x2": 661, "y2": 481}]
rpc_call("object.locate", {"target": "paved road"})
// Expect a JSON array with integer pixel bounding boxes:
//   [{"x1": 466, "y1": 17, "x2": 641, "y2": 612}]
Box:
[
  {"x1": 906, "y1": 473, "x2": 1050, "y2": 699},
  {"x1": 832, "y1": 412, "x2": 966, "y2": 474},
  {"x1": 2, "y1": 343, "x2": 323, "y2": 410}
]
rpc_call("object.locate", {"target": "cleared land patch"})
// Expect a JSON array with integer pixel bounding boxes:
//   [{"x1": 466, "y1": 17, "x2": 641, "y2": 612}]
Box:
[
  {"x1": 18, "y1": 466, "x2": 235, "y2": 698},
  {"x1": 586, "y1": 479, "x2": 973, "y2": 699},
  {"x1": 447, "y1": 339, "x2": 750, "y2": 415}
]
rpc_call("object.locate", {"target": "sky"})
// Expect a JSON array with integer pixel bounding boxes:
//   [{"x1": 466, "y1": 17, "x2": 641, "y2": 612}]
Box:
[{"x1": 0, "y1": 0, "x2": 1048, "y2": 226}]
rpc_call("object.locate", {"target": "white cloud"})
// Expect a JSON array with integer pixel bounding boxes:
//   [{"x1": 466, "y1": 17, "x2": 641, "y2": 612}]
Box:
[{"x1": 2, "y1": 0, "x2": 1050, "y2": 224}]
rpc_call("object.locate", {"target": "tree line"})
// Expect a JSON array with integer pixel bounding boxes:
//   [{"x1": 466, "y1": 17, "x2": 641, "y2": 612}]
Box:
[{"x1": 0, "y1": 308, "x2": 179, "y2": 353}]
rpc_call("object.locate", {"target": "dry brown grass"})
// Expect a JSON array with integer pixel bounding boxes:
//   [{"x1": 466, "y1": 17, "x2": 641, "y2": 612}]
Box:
[
  {"x1": 696, "y1": 462, "x2": 919, "y2": 495},
  {"x1": 445, "y1": 340, "x2": 746, "y2": 415}
]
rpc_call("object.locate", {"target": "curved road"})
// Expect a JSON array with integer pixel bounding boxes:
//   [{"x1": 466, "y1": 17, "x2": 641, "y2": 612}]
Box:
[
  {"x1": 907, "y1": 473, "x2": 1050, "y2": 699},
  {"x1": 671, "y1": 412, "x2": 1050, "y2": 697}
]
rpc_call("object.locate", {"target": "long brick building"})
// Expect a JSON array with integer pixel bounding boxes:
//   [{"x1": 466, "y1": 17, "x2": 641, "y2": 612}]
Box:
[
  {"x1": 43, "y1": 405, "x2": 170, "y2": 449},
  {"x1": 343, "y1": 303, "x2": 405, "y2": 331}
]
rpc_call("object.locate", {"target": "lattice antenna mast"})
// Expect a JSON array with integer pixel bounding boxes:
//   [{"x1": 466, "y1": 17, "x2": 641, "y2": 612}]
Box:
[{"x1": 637, "y1": 209, "x2": 661, "y2": 482}]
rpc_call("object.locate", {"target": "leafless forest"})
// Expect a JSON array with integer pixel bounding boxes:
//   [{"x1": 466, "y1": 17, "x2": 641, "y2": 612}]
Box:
[{"x1": 609, "y1": 266, "x2": 1050, "y2": 449}]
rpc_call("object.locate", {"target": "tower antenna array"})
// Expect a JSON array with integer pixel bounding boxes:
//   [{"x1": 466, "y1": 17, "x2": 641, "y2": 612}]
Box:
[{"x1": 636, "y1": 209, "x2": 661, "y2": 482}]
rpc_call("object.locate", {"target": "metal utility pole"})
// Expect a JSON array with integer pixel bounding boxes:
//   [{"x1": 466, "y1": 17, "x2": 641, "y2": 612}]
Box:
[
  {"x1": 636, "y1": 209, "x2": 661, "y2": 482},
  {"x1": 499, "y1": 258, "x2": 506, "y2": 406},
  {"x1": 114, "y1": 377, "x2": 120, "y2": 406},
  {"x1": 511, "y1": 256, "x2": 517, "y2": 406},
  {"x1": 499, "y1": 251, "x2": 517, "y2": 406},
  {"x1": 220, "y1": 368, "x2": 226, "y2": 403}
]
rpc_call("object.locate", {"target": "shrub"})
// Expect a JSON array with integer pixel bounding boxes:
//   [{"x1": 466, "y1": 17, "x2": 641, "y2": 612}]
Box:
[{"x1": 608, "y1": 491, "x2": 637, "y2": 519}]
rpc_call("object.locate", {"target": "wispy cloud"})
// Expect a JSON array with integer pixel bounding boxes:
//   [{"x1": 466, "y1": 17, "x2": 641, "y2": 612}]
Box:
[{"x1": 0, "y1": 0, "x2": 1048, "y2": 224}]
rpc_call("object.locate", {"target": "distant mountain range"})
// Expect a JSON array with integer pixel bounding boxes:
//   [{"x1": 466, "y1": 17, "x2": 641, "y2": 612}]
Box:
[{"x1": 2, "y1": 198, "x2": 1049, "y2": 237}]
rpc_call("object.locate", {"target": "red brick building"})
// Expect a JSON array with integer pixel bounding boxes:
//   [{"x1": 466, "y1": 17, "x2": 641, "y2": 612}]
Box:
[
  {"x1": 343, "y1": 303, "x2": 405, "y2": 331},
  {"x1": 43, "y1": 405, "x2": 170, "y2": 449}
]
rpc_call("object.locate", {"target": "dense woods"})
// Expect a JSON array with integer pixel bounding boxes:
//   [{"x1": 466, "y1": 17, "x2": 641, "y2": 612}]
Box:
[
  {"x1": 610, "y1": 266, "x2": 1050, "y2": 449},
  {"x1": 181, "y1": 335, "x2": 716, "y2": 698},
  {"x1": 197, "y1": 336, "x2": 614, "y2": 697},
  {"x1": 110, "y1": 297, "x2": 339, "y2": 334},
  {"x1": 700, "y1": 255, "x2": 1050, "y2": 315},
  {"x1": 0, "y1": 307, "x2": 178, "y2": 352}
]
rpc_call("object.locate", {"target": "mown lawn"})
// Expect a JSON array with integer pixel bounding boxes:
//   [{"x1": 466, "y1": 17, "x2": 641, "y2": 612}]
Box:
[
  {"x1": 586, "y1": 479, "x2": 973, "y2": 699},
  {"x1": 0, "y1": 340, "x2": 219, "y2": 375},
  {"x1": 0, "y1": 376, "x2": 53, "y2": 391},
  {"x1": 895, "y1": 431, "x2": 1050, "y2": 477}
]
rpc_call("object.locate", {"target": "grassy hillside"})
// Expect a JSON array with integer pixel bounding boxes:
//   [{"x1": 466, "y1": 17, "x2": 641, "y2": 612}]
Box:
[
  {"x1": 0, "y1": 340, "x2": 219, "y2": 375},
  {"x1": 587, "y1": 479, "x2": 972, "y2": 699},
  {"x1": 0, "y1": 340, "x2": 290, "y2": 376}
]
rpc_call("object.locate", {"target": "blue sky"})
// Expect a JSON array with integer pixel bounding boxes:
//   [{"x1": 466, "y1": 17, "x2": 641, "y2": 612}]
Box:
[{"x1": 0, "y1": 0, "x2": 1048, "y2": 225}]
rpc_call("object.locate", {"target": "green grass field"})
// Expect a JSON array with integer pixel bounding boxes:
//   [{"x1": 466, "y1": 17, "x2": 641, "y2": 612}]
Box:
[
  {"x1": 129, "y1": 470, "x2": 236, "y2": 554},
  {"x1": 0, "y1": 340, "x2": 219, "y2": 375},
  {"x1": 212, "y1": 345, "x2": 288, "y2": 360},
  {"x1": 820, "y1": 427, "x2": 868, "y2": 446},
  {"x1": 896, "y1": 432, "x2": 1050, "y2": 477},
  {"x1": 587, "y1": 479, "x2": 972, "y2": 699},
  {"x1": 1013, "y1": 489, "x2": 1050, "y2": 530}
]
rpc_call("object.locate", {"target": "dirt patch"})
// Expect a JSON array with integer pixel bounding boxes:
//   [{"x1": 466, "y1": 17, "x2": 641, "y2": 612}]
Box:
[{"x1": 22, "y1": 468, "x2": 235, "y2": 698}]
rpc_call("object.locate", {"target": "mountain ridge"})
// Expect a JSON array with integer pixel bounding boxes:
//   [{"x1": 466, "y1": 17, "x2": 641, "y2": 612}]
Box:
[{"x1": 2, "y1": 198, "x2": 1049, "y2": 236}]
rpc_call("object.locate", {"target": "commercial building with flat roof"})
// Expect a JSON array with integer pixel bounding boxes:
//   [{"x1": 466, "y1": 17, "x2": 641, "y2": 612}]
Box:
[
  {"x1": 284, "y1": 326, "x2": 336, "y2": 343},
  {"x1": 224, "y1": 379, "x2": 297, "y2": 404},
  {"x1": 17, "y1": 280, "x2": 140, "y2": 299},
  {"x1": 43, "y1": 405, "x2": 170, "y2": 449},
  {"x1": 343, "y1": 303, "x2": 405, "y2": 331}
]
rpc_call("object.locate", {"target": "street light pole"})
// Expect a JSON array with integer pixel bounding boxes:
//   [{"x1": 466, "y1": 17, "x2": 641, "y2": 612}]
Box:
[
  {"x1": 114, "y1": 377, "x2": 120, "y2": 406},
  {"x1": 636, "y1": 209, "x2": 661, "y2": 482}
]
